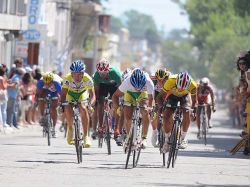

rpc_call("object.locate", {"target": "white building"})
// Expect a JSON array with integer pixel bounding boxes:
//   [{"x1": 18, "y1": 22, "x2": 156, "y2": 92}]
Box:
[{"x1": 0, "y1": 0, "x2": 27, "y2": 67}]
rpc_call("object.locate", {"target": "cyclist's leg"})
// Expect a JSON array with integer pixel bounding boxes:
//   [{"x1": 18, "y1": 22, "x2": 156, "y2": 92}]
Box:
[
  {"x1": 50, "y1": 95, "x2": 59, "y2": 127},
  {"x1": 107, "y1": 85, "x2": 119, "y2": 134},
  {"x1": 179, "y1": 95, "x2": 191, "y2": 149},
  {"x1": 196, "y1": 105, "x2": 202, "y2": 138},
  {"x1": 91, "y1": 103, "x2": 98, "y2": 139},
  {"x1": 80, "y1": 103, "x2": 92, "y2": 147},
  {"x1": 138, "y1": 92, "x2": 150, "y2": 138},
  {"x1": 97, "y1": 83, "x2": 111, "y2": 129},
  {"x1": 65, "y1": 94, "x2": 74, "y2": 144},
  {"x1": 123, "y1": 92, "x2": 135, "y2": 137},
  {"x1": 162, "y1": 107, "x2": 174, "y2": 153},
  {"x1": 206, "y1": 103, "x2": 212, "y2": 128},
  {"x1": 123, "y1": 106, "x2": 133, "y2": 136}
]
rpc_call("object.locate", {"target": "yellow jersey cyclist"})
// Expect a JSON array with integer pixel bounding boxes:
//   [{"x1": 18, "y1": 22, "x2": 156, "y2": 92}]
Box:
[
  {"x1": 112, "y1": 68, "x2": 154, "y2": 150},
  {"x1": 61, "y1": 60, "x2": 96, "y2": 147},
  {"x1": 36, "y1": 72, "x2": 62, "y2": 138},
  {"x1": 156, "y1": 71, "x2": 197, "y2": 152},
  {"x1": 150, "y1": 68, "x2": 171, "y2": 147},
  {"x1": 92, "y1": 58, "x2": 122, "y2": 139}
]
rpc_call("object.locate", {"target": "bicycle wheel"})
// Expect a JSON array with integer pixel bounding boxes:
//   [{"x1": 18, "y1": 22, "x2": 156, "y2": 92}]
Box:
[
  {"x1": 167, "y1": 122, "x2": 177, "y2": 168},
  {"x1": 125, "y1": 128, "x2": 134, "y2": 169},
  {"x1": 159, "y1": 130, "x2": 165, "y2": 166},
  {"x1": 133, "y1": 148, "x2": 141, "y2": 168},
  {"x1": 75, "y1": 121, "x2": 82, "y2": 163},
  {"x1": 105, "y1": 116, "x2": 112, "y2": 155},
  {"x1": 201, "y1": 108, "x2": 207, "y2": 145},
  {"x1": 46, "y1": 115, "x2": 52, "y2": 146},
  {"x1": 172, "y1": 124, "x2": 181, "y2": 168}
]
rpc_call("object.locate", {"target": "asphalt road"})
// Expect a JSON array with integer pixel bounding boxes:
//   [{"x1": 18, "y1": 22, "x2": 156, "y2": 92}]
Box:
[{"x1": 0, "y1": 104, "x2": 249, "y2": 187}]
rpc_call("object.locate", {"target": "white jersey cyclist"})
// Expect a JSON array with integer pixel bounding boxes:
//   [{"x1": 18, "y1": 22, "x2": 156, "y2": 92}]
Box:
[{"x1": 119, "y1": 71, "x2": 154, "y2": 95}]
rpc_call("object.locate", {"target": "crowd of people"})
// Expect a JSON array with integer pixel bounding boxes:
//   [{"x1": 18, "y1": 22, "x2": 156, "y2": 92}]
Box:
[{"x1": 0, "y1": 58, "x2": 43, "y2": 133}]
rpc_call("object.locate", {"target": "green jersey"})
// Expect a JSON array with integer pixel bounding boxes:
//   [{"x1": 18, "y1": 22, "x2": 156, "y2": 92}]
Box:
[{"x1": 93, "y1": 67, "x2": 122, "y2": 86}]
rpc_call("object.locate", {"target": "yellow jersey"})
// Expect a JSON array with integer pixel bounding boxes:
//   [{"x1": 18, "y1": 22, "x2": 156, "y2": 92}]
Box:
[
  {"x1": 162, "y1": 74, "x2": 197, "y2": 97},
  {"x1": 62, "y1": 73, "x2": 94, "y2": 93}
]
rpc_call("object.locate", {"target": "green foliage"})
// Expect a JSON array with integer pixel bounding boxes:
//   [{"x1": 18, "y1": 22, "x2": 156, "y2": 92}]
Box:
[
  {"x1": 110, "y1": 16, "x2": 124, "y2": 34},
  {"x1": 178, "y1": 0, "x2": 250, "y2": 89},
  {"x1": 123, "y1": 10, "x2": 158, "y2": 40}
]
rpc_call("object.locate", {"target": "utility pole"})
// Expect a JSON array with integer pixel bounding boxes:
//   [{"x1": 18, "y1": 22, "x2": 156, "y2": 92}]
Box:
[{"x1": 92, "y1": 12, "x2": 99, "y2": 74}]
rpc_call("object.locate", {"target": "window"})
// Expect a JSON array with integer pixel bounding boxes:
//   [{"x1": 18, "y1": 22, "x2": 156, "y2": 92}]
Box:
[
  {"x1": 0, "y1": 0, "x2": 8, "y2": 13},
  {"x1": 8, "y1": 0, "x2": 16, "y2": 14},
  {"x1": 17, "y1": 0, "x2": 26, "y2": 16}
]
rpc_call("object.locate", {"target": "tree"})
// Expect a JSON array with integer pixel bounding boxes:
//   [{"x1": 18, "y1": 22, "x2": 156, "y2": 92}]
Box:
[
  {"x1": 110, "y1": 16, "x2": 124, "y2": 34},
  {"x1": 123, "y1": 10, "x2": 158, "y2": 40},
  {"x1": 176, "y1": 0, "x2": 250, "y2": 88}
]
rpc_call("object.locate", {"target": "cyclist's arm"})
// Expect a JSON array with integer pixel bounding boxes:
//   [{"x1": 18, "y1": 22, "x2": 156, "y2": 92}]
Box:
[
  {"x1": 88, "y1": 87, "x2": 96, "y2": 106},
  {"x1": 112, "y1": 89, "x2": 124, "y2": 111},
  {"x1": 191, "y1": 90, "x2": 197, "y2": 108},
  {"x1": 209, "y1": 87, "x2": 215, "y2": 106},
  {"x1": 156, "y1": 90, "x2": 167, "y2": 108},
  {"x1": 61, "y1": 88, "x2": 67, "y2": 102}
]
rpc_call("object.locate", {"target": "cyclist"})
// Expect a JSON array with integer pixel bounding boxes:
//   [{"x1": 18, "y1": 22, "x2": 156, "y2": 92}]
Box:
[
  {"x1": 151, "y1": 68, "x2": 171, "y2": 147},
  {"x1": 92, "y1": 58, "x2": 122, "y2": 139},
  {"x1": 156, "y1": 71, "x2": 197, "y2": 152},
  {"x1": 36, "y1": 72, "x2": 62, "y2": 138},
  {"x1": 196, "y1": 77, "x2": 216, "y2": 139},
  {"x1": 61, "y1": 60, "x2": 95, "y2": 147},
  {"x1": 112, "y1": 68, "x2": 154, "y2": 150}
]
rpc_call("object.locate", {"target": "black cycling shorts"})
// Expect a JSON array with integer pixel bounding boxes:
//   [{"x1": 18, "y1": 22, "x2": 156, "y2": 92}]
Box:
[{"x1": 97, "y1": 83, "x2": 118, "y2": 101}]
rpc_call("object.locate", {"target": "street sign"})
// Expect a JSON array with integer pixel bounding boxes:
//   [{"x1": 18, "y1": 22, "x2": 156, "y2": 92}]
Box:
[{"x1": 23, "y1": 29, "x2": 41, "y2": 41}]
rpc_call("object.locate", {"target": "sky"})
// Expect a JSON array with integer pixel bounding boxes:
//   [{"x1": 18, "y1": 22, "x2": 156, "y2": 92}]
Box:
[{"x1": 102, "y1": 0, "x2": 190, "y2": 34}]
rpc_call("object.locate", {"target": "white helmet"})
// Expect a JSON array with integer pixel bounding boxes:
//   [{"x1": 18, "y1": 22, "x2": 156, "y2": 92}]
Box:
[
  {"x1": 200, "y1": 77, "x2": 210, "y2": 86},
  {"x1": 176, "y1": 71, "x2": 192, "y2": 90},
  {"x1": 121, "y1": 68, "x2": 132, "y2": 81}
]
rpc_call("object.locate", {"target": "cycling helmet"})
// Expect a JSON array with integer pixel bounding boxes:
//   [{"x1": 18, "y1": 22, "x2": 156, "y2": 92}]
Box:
[
  {"x1": 121, "y1": 68, "x2": 132, "y2": 81},
  {"x1": 200, "y1": 77, "x2": 209, "y2": 86},
  {"x1": 130, "y1": 68, "x2": 146, "y2": 90},
  {"x1": 155, "y1": 69, "x2": 170, "y2": 80},
  {"x1": 96, "y1": 58, "x2": 110, "y2": 72},
  {"x1": 70, "y1": 59, "x2": 86, "y2": 73},
  {"x1": 43, "y1": 72, "x2": 54, "y2": 84},
  {"x1": 176, "y1": 71, "x2": 192, "y2": 90}
]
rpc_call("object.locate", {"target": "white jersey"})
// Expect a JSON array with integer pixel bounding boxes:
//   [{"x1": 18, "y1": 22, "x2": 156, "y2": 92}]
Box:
[{"x1": 119, "y1": 72, "x2": 154, "y2": 94}]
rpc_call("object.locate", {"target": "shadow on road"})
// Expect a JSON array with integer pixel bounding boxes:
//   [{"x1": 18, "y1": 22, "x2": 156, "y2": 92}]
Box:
[
  {"x1": 139, "y1": 182, "x2": 250, "y2": 187},
  {"x1": 16, "y1": 160, "x2": 75, "y2": 164}
]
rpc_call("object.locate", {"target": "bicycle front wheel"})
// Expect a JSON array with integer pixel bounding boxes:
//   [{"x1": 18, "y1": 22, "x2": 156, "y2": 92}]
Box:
[
  {"x1": 105, "y1": 116, "x2": 112, "y2": 155},
  {"x1": 125, "y1": 129, "x2": 134, "y2": 169},
  {"x1": 75, "y1": 121, "x2": 82, "y2": 164},
  {"x1": 201, "y1": 108, "x2": 207, "y2": 145},
  {"x1": 46, "y1": 116, "x2": 52, "y2": 146},
  {"x1": 167, "y1": 122, "x2": 178, "y2": 168},
  {"x1": 172, "y1": 124, "x2": 181, "y2": 168}
]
